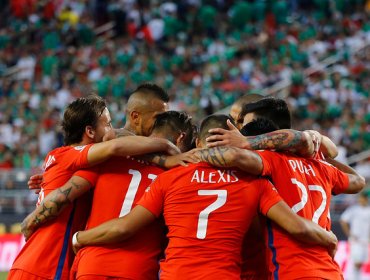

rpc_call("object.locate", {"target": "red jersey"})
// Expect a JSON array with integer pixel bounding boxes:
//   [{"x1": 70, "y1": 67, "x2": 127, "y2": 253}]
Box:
[
  {"x1": 72, "y1": 157, "x2": 166, "y2": 279},
  {"x1": 256, "y1": 150, "x2": 349, "y2": 280},
  {"x1": 11, "y1": 145, "x2": 93, "y2": 280},
  {"x1": 138, "y1": 162, "x2": 282, "y2": 280},
  {"x1": 241, "y1": 214, "x2": 268, "y2": 280}
]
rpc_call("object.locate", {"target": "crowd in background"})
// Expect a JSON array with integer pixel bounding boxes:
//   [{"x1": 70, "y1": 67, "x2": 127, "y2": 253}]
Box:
[{"x1": 0, "y1": 0, "x2": 369, "y2": 178}]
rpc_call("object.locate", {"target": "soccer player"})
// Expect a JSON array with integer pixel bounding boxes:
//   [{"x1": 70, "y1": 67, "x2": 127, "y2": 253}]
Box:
[
  {"x1": 71, "y1": 115, "x2": 338, "y2": 280},
  {"x1": 340, "y1": 192, "x2": 370, "y2": 280},
  {"x1": 26, "y1": 82, "x2": 172, "y2": 191},
  {"x1": 201, "y1": 106, "x2": 365, "y2": 279},
  {"x1": 229, "y1": 93, "x2": 264, "y2": 129},
  {"x1": 117, "y1": 83, "x2": 170, "y2": 137},
  {"x1": 21, "y1": 111, "x2": 196, "y2": 280},
  {"x1": 9, "y1": 95, "x2": 179, "y2": 280}
]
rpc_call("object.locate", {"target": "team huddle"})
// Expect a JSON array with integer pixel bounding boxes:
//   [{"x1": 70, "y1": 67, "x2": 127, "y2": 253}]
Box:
[{"x1": 7, "y1": 83, "x2": 366, "y2": 280}]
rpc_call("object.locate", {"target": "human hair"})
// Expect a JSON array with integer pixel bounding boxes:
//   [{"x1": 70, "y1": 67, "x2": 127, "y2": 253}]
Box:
[
  {"x1": 199, "y1": 114, "x2": 235, "y2": 142},
  {"x1": 241, "y1": 98, "x2": 291, "y2": 129},
  {"x1": 131, "y1": 83, "x2": 169, "y2": 102},
  {"x1": 240, "y1": 118, "x2": 279, "y2": 137},
  {"x1": 234, "y1": 93, "x2": 264, "y2": 107},
  {"x1": 62, "y1": 95, "x2": 107, "y2": 145},
  {"x1": 152, "y1": 111, "x2": 196, "y2": 151}
]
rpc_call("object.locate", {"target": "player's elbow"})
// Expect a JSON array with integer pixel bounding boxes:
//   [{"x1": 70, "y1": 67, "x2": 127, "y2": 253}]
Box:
[
  {"x1": 301, "y1": 131, "x2": 314, "y2": 157},
  {"x1": 347, "y1": 175, "x2": 366, "y2": 194}
]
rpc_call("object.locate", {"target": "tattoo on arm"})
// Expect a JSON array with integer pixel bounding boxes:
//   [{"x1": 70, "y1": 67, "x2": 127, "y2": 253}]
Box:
[
  {"x1": 142, "y1": 153, "x2": 167, "y2": 167},
  {"x1": 197, "y1": 147, "x2": 234, "y2": 167},
  {"x1": 245, "y1": 130, "x2": 304, "y2": 152},
  {"x1": 29, "y1": 178, "x2": 84, "y2": 228}
]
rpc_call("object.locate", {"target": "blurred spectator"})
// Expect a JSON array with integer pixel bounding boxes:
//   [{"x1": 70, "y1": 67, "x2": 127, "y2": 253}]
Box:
[
  {"x1": 340, "y1": 193, "x2": 370, "y2": 280},
  {"x1": 0, "y1": 0, "x2": 368, "y2": 173}
]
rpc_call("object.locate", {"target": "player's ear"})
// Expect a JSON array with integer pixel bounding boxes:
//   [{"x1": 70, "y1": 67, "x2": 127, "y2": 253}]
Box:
[
  {"x1": 176, "y1": 132, "x2": 186, "y2": 147},
  {"x1": 85, "y1": 125, "x2": 95, "y2": 140},
  {"x1": 195, "y1": 137, "x2": 202, "y2": 148},
  {"x1": 130, "y1": 111, "x2": 140, "y2": 125}
]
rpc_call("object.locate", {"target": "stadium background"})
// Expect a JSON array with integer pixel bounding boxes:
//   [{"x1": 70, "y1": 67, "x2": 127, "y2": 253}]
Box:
[{"x1": 0, "y1": 0, "x2": 369, "y2": 278}]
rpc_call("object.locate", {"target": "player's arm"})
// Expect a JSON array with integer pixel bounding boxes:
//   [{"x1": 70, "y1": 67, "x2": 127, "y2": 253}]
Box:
[
  {"x1": 72, "y1": 205, "x2": 156, "y2": 253},
  {"x1": 320, "y1": 135, "x2": 338, "y2": 158},
  {"x1": 87, "y1": 135, "x2": 180, "y2": 165},
  {"x1": 21, "y1": 176, "x2": 91, "y2": 240},
  {"x1": 266, "y1": 201, "x2": 338, "y2": 257},
  {"x1": 325, "y1": 157, "x2": 365, "y2": 194},
  {"x1": 206, "y1": 120, "x2": 314, "y2": 157},
  {"x1": 141, "y1": 149, "x2": 200, "y2": 169},
  {"x1": 194, "y1": 147, "x2": 263, "y2": 175}
]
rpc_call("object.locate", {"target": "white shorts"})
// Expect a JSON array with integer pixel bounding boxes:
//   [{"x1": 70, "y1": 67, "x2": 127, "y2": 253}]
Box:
[{"x1": 350, "y1": 240, "x2": 369, "y2": 264}]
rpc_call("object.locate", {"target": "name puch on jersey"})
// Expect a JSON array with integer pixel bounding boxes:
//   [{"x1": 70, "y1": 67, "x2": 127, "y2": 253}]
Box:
[{"x1": 191, "y1": 169, "x2": 239, "y2": 183}]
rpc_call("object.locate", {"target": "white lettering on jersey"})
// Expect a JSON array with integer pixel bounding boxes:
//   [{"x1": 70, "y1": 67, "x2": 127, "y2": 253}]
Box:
[
  {"x1": 43, "y1": 155, "x2": 56, "y2": 170},
  {"x1": 288, "y1": 159, "x2": 316, "y2": 177},
  {"x1": 191, "y1": 169, "x2": 239, "y2": 183}
]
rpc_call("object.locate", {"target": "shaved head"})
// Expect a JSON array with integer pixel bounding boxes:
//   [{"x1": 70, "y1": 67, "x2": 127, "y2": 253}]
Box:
[
  {"x1": 198, "y1": 114, "x2": 235, "y2": 147},
  {"x1": 124, "y1": 83, "x2": 170, "y2": 136}
]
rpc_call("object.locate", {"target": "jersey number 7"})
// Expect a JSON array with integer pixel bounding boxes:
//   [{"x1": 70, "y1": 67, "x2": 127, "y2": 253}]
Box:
[{"x1": 197, "y1": 190, "x2": 227, "y2": 239}]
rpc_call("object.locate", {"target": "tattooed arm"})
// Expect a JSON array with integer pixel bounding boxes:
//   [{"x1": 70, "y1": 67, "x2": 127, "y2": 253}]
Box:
[
  {"x1": 206, "y1": 120, "x2": 314, "y2": 157},
  {"x1": 243, "y1": 130, "x2": 314, "y2": 157},
  {"x1": 21, "y1": 176, "x2": 91, "y2": 241},
  {"x1": 194, "y1": 147, "x2": 263, "y2": 175},
  {"x1": 140, "y1": 149, "x2": 199, "y2": 169}
]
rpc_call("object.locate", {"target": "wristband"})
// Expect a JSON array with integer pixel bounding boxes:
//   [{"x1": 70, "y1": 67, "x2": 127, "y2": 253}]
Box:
[{"x1": 72, "y1": 231, "x2": 80, "y2": 247}]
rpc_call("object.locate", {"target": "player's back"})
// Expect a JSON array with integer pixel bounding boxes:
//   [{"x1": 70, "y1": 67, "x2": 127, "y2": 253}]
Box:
[
  {"x1": 74, "y1": 157, "x2": 166, "y2": 279},
  {"x1": 11, "y1": 145, "x2": 93, "y2": 280},
  {"x1": 257, "y1": 150, "x2": 347, "y2": 280},
  {"x1": 151, "y1": 163, "x2": 280, "y2": 280}
]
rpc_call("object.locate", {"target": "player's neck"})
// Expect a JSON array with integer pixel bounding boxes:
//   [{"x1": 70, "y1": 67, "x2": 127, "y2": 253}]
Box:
[{"x1": 123, "y1": 123, "x2": 137, "y2": 136}]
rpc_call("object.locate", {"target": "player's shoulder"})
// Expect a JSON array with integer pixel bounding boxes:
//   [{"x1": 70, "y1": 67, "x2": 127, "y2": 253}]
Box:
[
  {"x1": 43, "y1": 146, "x2": 72, "y2": 170},
  {"x1": 257, "y1": 150, "x2": 286, "y2": 160}
]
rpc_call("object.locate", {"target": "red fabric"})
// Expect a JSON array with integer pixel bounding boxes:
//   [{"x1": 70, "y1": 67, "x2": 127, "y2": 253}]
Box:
[
  {"x1": 73, "y1": 157, "x2": 165, "y2": 279},
  {"x1": 256, "y1": 150, "x2": 348, "y2": 280},
  {"x1": 138, "y1": 163, "x2": 282, "y2": 280},
  {"x1": 11, "y1": 145, "x2": 93, "y2": 280},
  {"x1": 8, "y1": 269, "x2": 49, "y2": 280}
]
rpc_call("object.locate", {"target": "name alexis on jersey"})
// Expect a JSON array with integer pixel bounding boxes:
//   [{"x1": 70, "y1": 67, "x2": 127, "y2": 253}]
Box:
[{"x1": 191, "y1": 169, "x2": 239, "y2": 184}]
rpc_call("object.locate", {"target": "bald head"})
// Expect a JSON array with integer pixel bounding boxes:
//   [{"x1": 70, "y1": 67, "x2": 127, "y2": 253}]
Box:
[
  {"x1": 230, "y1": 94, "x2": 264, "y2": 129},
  {"x1": 125, "y1": 83, "x2": 170, "y2": 136}
]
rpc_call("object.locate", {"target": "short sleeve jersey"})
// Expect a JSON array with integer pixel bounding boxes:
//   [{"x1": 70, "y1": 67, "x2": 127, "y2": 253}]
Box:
[
  {"x1": 256, "y1": 150, "x2": 349, "y2": 280},
  {"x1": 11, "y1": 145, "x2": 93, "y2": 280},
  {"x1": 138, "y1": 162, "x2": 282, "y2": 280},
  {"x1": 73, "y1": 157, "x2": 166, "y2": 280}
]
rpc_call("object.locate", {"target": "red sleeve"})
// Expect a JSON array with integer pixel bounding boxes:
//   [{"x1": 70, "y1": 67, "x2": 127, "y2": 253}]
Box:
[
  {"x1": 255, "y1": 150, "x2": 274, "y2": 177},
  {"x1": 258, "y1": 179, "x2": 283, "y2": 215},
  {"x1": 74, "y1": 166, "x2": 99, "y2": 188},
  {"x1": 324, "y1": 163, "x2": 350, "y2": 195},
  {"x1": 69, "y1": 144, "x2": 94, "y2": 169},
  {"x1": 137, "y1": 175, "x2": 165, "y2": 218}
]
